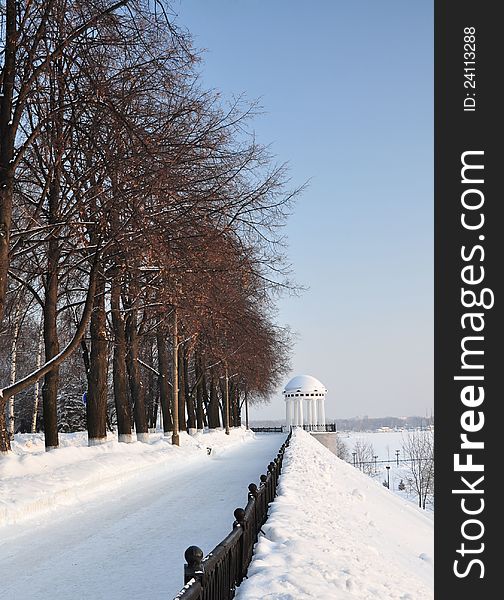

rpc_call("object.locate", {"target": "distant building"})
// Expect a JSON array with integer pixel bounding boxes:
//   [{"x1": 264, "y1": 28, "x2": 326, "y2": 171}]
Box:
[{"x1": 283, "y1": 374, "x2": 327, "y2": 427}]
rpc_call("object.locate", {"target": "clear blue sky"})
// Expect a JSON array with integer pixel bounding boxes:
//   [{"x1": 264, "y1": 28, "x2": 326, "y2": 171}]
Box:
[{"x1": 175, "y1": 1, "x2": 433, "y2": 420}]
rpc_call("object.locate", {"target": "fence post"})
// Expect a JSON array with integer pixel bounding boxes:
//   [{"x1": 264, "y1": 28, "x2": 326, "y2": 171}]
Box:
[
  {"x1": 268, "y1": 462, "x2": 275, "y2": 501},
  {"x1": 233, "y1": 507, "x2": 246, "y2": 528},
  {"x1": 233, "y1": 507, "x2": 247, "y2": 582},
  {"x1": 248, "y1": 483, "x2": 259, "y2": 539},
  {"x1": 248, "y1": 482, "x2": 258, "y2": 500},
  {"x1": 184, "y1": 545, "x2": 204, "y2": 585},
  {"x1": 259, "y1": 474, "x2": 268, "y2": 521}
]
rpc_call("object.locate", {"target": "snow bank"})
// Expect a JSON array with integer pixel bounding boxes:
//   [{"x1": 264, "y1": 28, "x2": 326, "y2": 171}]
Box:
[
  {"x1": 236, "y1": 429, "x2": 433, "y2": 600},
  {"x1": 0, "y1": 428, "x2": 254, "y2": 527}
]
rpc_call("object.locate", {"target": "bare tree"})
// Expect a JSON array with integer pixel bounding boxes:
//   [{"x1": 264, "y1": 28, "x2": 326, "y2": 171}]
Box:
[
  {"x1": 334, "y1": 434, "x2": 350, "y2": 462},
  {"x1": 1, "y1": 0, "x2": 300, "y2": 454},
  {"x1": 352, "y1": 438, "x2": 376, "y2": 476},
  {"x1": 401, "y1": 430, "x2": 434, "y2": 509}
]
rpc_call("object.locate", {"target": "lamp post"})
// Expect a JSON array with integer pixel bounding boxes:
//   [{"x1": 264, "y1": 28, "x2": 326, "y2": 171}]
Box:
[
  {"x1": 221, "y1": 367, "x2": 239, "y2": 435},
  {"x1": 396, "y1": 449, "x2": 400, "y2": 467},
  {"x1": 352, "y1": 451, "x2": 357, "y2": 467},
  {"x1": 171, "y1": 307, "x2": 180, "y2": 447},
  {"x1": 386, "y1": 465, "x2": 390, "y2": 489},
  {"x1": 374, "y1": 455, "x2": 378, "y2": 474},
  {"x1": 224, "y1": 364, "x2": 230, "y2": 435}
]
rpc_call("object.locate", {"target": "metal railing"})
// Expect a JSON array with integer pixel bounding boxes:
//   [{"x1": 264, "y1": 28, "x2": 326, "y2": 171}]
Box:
[
  {"x1": 173, "y1": 432, "x2": 291, "y2": 600},
  {"x1": 300, "y1": 423, "x2": 337, "y2": 432},
  {"x1": 250, "y1": 426, "x2": 283, "y2": 432},
  {"x1": 251, "y1": 424, "x2": 338, "y2": 433}
]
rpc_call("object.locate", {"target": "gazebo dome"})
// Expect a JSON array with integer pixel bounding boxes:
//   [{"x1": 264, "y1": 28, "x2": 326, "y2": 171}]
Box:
[
  {"x1": 283, "y1": 374, "x2": 327, "y2": 428},
  {"x1": 283, "y1": 374, "x2": 327, "y2": 395}
]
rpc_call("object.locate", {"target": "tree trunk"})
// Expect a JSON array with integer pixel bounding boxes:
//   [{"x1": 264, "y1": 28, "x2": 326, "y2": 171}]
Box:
[
  {"x1": 201, "y1": 366, "x2": 209, "y2": 429},
  {"x1": 232, "y1": 385, "x2": 240, "y2": 428},
  {"x1": 157, "y1": 331, "x2": 172, "y2": 433},
  {"x1": 208, "y1": 372, "x2": 220, "y2": 429},
  {"x1": 31, "y1": 324, "x2": 44, "y2": 433},
  {"x1": 125, "y1": 302, "x2": 148, "y2": 442},
  {"x1": 111, "y1": 278, "x2": 132, "y2": 442},
  {"x1": 177, "y1": 344, "x2": 186, "y2": 432},
  {"x1": 8, "y1": 299, "x2": 21, "y2": 437},
  {"x1": 86, "y1": 272, "x2": 108, "y2": 445},
  {"x1": 0, "y1": 392, "x2": 9, "y2": 453},
  {"x1": 42, "y1": 207, "x2": 60, "y2": 450},
  {"x1": 145, "y1": 339, "x2": 158, "y2": 430},
  {"x1": 147, "y1": 367, "x2": 158, "y2": 429},
  {"x1": 0, "y1": 0, "x2": 20, "y2": 453},
  {"x1": 184, "y1": 350, "x2": 196, "y2": 433},
  {"x1": 195, "y1": 354, "x2": 205, "y2": 431},
  {"x1": 0, "y1": 0, "x2": 16, "y2": 329}
]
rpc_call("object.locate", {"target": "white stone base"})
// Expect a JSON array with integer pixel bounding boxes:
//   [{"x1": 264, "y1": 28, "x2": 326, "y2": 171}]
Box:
[
  {"x1": 136, "y1": 432, "x2": 150, "y2": 443},
  {"x1": 118, "y1": 433, "x2": 133, "y2": 443}
]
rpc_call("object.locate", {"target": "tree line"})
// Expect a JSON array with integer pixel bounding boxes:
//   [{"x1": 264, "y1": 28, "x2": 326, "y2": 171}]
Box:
[{"x1": 0, "y1": 0, "x2": 299, "y2": 453}]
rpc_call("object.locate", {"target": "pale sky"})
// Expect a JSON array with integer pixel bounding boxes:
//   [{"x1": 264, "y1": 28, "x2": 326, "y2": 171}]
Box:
[{"x1": 175, "y1": 1, "x2": 433, "y2": 420}]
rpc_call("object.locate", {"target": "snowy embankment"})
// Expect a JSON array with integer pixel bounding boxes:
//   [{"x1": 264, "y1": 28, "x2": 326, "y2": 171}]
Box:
[
  {"x1": 0, "y1": 428, "x2": 253, "y2": 527},
  {"x1": 236, "y1": 429, "x2": 433, "y2": 600}
]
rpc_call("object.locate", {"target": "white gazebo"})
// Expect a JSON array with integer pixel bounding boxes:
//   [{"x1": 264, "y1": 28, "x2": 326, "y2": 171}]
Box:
[{"x1": 283, "y1": 374, "x2": 327, "y2": 428}]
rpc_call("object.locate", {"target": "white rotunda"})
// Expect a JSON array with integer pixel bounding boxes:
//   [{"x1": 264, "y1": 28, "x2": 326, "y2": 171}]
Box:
[{"x1": 283, "y1": 374, "x2": 327, "y2": 428}]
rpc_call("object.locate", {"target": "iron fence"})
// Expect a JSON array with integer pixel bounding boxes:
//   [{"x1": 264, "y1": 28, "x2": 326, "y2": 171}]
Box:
[
  {"x1": 250, "y1": 426, "x2": 283, "y2": 432},
  {"x1": 299, "y1": 423, "x2": 337, "y2": 432},
  {"x1": 173, "y1": 431, "x2": 291, "y2": 600},
  {"x1": 251, "y1": 424, "x2": 338, "y2": 433}
]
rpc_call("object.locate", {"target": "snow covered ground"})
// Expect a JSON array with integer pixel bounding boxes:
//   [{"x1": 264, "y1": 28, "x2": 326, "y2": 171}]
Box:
[
  {"x1": 236, "y1": 429, "x2": 433, "y2": 600},
  {"x1": 0, "y1": 429, "x2": 285, "y2": 599},
  {"x1": 339, "y1": 430, "x2": 434, "y2": 509},
  {"x1": 342, "y1": 430, "x2": 409, "y2": 461},
  {"x1": 1, "y1": 428, "x2": 433, "y2": 599}
]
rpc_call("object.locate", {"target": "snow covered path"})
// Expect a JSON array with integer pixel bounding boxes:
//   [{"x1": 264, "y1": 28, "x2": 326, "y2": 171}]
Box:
[{"x1": 0, "y1": 432, "x2": 285, "y2": 600}]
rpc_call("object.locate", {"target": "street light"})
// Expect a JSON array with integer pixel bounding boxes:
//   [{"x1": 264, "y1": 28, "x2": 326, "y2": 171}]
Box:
[
  {"x1": 396, "y1": 449, "x2": 400, "y2": 467},
  {"x1": 222, "y1": 367, "x2": 239, "y2": 435},
  {"x1": 171, "y1": 307, "x2": 180, "y2": 447},
  {"x1": 386, "y1": 465, "x2": 390, "y2": 489},
  {"x1": 352, "y1": 451, "x2": 357, "y2": 467},
  {"x1": 224, "y1": 365, "x2": 230, "y2": 435},
  {"x1": 374, "y1": 455, "x2": 378, "y2": 474}
]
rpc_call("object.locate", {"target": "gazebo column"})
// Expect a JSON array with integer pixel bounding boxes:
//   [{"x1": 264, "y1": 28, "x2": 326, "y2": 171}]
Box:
[
  {"x1": 311, "y1": 399, "x2": 317, "y2": 426},
  {"x1": 308, "y1": 398, "x2": 315, "y2": 427},
  {"x1": 317, "y1": 397, "x2": 326, "y2": 426},
  {"x1": 297, "y1": 398, "x2": 303, "y2": 426},
  {"x1": 286, "y1": 399, "x2": 292, "y2": 426}
]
